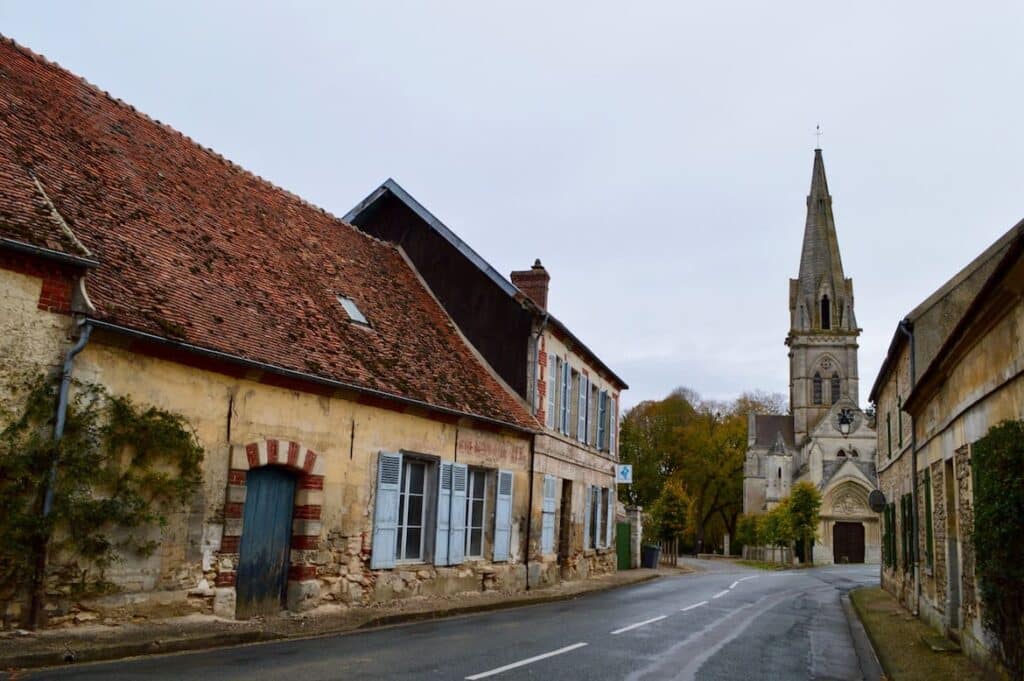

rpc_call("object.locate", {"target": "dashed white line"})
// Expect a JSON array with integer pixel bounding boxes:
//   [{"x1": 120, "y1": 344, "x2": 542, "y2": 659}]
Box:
[
  {"x1": 712, "y1": 590, "x2": 729, "y2": 599},
  {"x1": 729, "y1": 581, "x2": 739, "y2": 589},
  {"x1": 680, "y1": 600, "x2": 708, "y2": 612},
  {"x1": 610, "y1": 615, "x2": 667, "y2": 635},
  {"x1": 465, "y1": 642, "x2": 589, "y2": 679}
]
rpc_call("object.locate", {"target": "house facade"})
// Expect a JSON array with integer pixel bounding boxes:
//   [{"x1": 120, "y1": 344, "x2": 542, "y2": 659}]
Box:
[
  {"x1": 870, "y1": 221, "x2": 1024, "y2": 668},
  {"x1": 744, "y1": 149, "x2": 879, "y2": 565},
  {"x1": 345, "y1": 182, "x2": 628, "y2": 587},
  {"x1": 0, "y1": 37, "x2": 628, "y2": 627}
]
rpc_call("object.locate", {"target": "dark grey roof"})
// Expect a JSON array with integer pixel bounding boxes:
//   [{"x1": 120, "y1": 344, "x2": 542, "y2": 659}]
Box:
[{"x1": 754, "y1": 414, "x2": 795, "y2": 449}]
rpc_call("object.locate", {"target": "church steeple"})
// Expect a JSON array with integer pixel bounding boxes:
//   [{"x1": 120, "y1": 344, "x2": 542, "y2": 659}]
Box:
[
  {"x1": 790, "y1": 149, "x2": 856, "y2": 335},
  {"x1": 787, "y1": 148, "x2": 861, "y2": 443}
]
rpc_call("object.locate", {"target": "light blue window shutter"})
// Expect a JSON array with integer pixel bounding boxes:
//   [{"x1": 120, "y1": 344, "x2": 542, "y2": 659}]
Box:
[
  {"x1": 541, "y1": 475, "x2": 556, "y2": 554},
  {"x1": 609, "y1": 397, "x2": 617, "y2": 456},
  {"x1": 583, "y1": 484, "x2": 592, "y2": 550},
  {"x1": 606, "y1": 487, "x2": 614, "y2": 548},
  {"x1": 546, "y1": 356, "x2": 556, "y2": 429},
  {"x1": 559, "y1": 361, "x2": 569, "y2": 433},
  {"x1": 494, "y1": 469, "x2": 514, "y2": 562},
  {"x1": 577, "y1": 376, "x2": 587, "y2": 442},
  {"x1": 597, "y1": 392, "x2": 607, "y2": 450},
  {"x1": 371, "y1": 451, "x2": 403, "y2": 569},
  {"x1": 448, "y1": 463, "x2": 468, "y2": 565},
  {"x1": 434, "y1": 462, "x2": 453, "y2": 566}
]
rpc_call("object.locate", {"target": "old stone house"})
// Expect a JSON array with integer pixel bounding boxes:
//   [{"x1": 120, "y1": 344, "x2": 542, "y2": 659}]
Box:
[
  {"x1": 345, "y1": 181, "x2": 629, "y2": 587},
  {"x1": 744, "y1": 149, "x2": 879, "y2": 565},
  {"x1": 870, "y1": 220, "x2": 1024, "y2": 666},
  {"x1": 0, "y1": 37, "x2": 624, "y2": 625}
]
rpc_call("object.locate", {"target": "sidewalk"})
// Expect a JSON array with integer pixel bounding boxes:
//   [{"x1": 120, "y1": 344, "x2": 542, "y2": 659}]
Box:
[
  {"x1": 849, "y1": 587, "x2": 993, "y2": 681},
  {"x1": 0, "y1": 567, "x2": 685, "y2": 672}
]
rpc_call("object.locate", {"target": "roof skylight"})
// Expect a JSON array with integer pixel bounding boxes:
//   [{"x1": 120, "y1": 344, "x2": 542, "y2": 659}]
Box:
[{"x1": 337, "y1": 295, "x2": 369, "y2": 326}]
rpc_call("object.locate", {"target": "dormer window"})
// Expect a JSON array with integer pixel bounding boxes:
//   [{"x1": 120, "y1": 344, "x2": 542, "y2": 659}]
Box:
[
  {"x1": 337, "y1": 295, "x2": 369, "y2": 326},
  {"x1": 821, "y1": 295, "x2": 831, "y2": 330}
]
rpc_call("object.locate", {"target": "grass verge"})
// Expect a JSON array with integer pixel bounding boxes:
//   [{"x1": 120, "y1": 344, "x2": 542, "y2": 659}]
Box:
[{"x1": 849, "y1": 587, "x2": 991, "y2": 681}]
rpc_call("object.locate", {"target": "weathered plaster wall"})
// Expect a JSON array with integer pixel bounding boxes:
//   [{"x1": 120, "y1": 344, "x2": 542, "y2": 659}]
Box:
[{"x1": 0, "y1": 264, "x2": 74, "y2": 416}]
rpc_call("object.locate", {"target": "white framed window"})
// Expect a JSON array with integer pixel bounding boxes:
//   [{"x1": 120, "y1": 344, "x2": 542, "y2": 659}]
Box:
[
  {"x1": 597, "y1": 391, "x2": 608, "y2": 450},
  {"x1": 588, "y1": 382, "x2": 599, "y2": 446},
  {"x1": 577, "y1": 373, "x2": 588, "y2": 443},
  {"x1": 609, "y1": 396, "x2": 617, "y2": 456},
  {"x1": 589, "y1": 486, "x2": 600, "y2": 549},
  {"x1": 465, "y1": 469, "x2": 487, "y2": 558},
  {"x1": 396, "y1": 459, "x2": 427, "y2": 563},
  {"x1": 541, "y1": 475, "x2": 557, "y2": 555}
]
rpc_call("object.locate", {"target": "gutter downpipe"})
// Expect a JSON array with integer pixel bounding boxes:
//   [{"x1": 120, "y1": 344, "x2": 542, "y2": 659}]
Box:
[
  {"x1": 524, "y1": 312, "x2": 549, "y2": 592},
  {"x1": 898, "y1": 318, "x2": 921, "y2": 616},
  {"x1": 30, "y1": 319, "x2": 93, "y2": 628}
]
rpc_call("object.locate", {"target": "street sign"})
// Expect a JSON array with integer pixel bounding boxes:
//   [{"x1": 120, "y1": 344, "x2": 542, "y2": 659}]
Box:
[
  {"x1": 615, "y1": 464, "x2": 633, "y2": 485},
  {"x1": 868, "y1": 489, "x2": 886, "y2": 513}
]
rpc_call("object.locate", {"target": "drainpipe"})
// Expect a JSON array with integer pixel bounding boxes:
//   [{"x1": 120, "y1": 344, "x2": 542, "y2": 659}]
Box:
[
  {"x1": 524, "y1": 313, "x2": 548, "y2": 591},
  {"x1": 30, "y1": 319, "x2": 93, "y2": 627},
  {"x1": 524, "y1": 436, "x2": 536, "y2": 591},
  {"x1": 897, "y1": 318, "x2": 920, "y2": 616}
]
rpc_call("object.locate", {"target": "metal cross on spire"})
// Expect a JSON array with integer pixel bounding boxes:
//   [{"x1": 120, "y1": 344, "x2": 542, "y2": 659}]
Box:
[{"x1": 815, "y1": 124, "x2": 823, "y2": 149}]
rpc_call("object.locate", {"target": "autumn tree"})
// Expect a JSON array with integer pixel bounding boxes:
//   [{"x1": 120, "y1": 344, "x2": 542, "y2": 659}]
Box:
[
  {"x1": 618, "y1": 387, "x2": 785, "y2": 555},
  {"x1": 788, "y1": 481, "x2": 822, "y2": 564}
]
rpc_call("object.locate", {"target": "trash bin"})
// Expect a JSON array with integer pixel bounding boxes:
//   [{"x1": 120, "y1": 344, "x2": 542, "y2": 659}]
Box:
[{"x1": 641, "y1": 544, "x2": 661, "y2": 568}]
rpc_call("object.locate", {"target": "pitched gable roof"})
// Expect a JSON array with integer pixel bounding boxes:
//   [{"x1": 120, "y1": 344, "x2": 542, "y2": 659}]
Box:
[
  {"x1": 0, "y1": 36, "x2": 536, "y2": 431},
  {"x1": 346, "y1": 179, "x2": 629, "y2": 390}
]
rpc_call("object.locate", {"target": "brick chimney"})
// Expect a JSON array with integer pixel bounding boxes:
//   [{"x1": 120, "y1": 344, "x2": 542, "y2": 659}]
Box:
[{"x1": 511, "y1": 259, "x2": 550, "y2": 310}]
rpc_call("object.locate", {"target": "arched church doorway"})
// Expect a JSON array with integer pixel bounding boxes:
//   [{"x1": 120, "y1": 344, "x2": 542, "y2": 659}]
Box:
[{"x1": 833, "y1": 522, "x2": 865, "y2": 564}]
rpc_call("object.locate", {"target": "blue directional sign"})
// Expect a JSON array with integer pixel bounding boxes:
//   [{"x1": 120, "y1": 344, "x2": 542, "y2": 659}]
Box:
[{"x1": 616, "y1": 464, "x2": 633, "y2": 484}]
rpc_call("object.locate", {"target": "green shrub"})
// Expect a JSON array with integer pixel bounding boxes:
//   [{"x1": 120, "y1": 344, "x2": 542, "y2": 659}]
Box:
[{"x1": 971, "y1": 420, "x2": 1024, "y2": 680}]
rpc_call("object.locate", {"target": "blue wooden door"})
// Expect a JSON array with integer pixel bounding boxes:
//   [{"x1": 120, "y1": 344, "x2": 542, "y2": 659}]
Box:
[{"x1": 236, "y1": 467, "x2": 296, "y2": 618}]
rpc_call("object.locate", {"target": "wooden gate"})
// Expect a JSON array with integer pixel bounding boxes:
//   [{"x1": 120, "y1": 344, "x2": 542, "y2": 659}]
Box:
[
  {"x1": 236, "y1": 467, "x2": 297, "y2": 618},
  {"x1": 833, "y1": 521, "x2": 865, "y2": 564},
  {"x1": 616, "y1": 522, "x2": 631, "y2": 569}
]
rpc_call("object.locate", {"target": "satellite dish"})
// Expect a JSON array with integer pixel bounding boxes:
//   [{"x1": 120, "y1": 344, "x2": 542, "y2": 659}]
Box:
[{"x1": 868, "y1": 489, "x2": 886, "y2": 513}]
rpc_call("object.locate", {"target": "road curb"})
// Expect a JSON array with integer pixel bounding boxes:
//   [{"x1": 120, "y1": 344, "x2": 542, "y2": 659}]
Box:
[
  {"x1": 842, "y1": 590, "x2": 884, "y2": 681},
  {"x1": 1, "y1": 573, "x2": 662, "y2": 672}
]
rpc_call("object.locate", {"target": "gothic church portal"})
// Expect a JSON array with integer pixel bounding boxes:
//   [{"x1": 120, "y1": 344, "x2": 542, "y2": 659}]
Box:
[{"x1": 744, "y1": 149, "x2": 880, "y2": 565}]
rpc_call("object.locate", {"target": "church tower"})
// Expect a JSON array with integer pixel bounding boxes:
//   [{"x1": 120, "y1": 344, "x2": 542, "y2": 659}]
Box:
[{"x1": 787, "y1": 149, "x2": 860, "y2": 444}]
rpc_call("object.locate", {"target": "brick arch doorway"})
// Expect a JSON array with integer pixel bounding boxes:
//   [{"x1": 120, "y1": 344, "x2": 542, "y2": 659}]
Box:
[
  {"x1": 220, "y1": 439, "x2": 325, "y2": 619},
  {"x1": 237, "y1": 466, "x2": 296, "y2": 617}
]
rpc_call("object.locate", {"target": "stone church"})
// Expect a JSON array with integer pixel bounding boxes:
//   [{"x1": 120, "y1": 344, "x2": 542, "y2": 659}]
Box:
[{"x1": 744, "y1": 149, "x2": 880, "y2": 565}]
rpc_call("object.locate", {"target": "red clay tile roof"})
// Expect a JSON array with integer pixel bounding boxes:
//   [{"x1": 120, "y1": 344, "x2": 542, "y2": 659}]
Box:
[{"x1": 0, "y1": 37, "x2": 537, "y2": 431}]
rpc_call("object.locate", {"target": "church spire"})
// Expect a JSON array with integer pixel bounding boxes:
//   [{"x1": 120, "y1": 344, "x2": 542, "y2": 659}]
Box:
[
  {"x1": 787, "y1": 147, "x2": 862, "y2": 441},
  {"x1": 790, "y1": 148, "x2": 855, "y2": 334}
]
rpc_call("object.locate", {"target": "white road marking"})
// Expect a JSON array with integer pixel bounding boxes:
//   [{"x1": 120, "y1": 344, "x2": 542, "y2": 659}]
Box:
[
  {"x1": 729, "y1": 581, "x2": 739, "y2": 589},
  {"x1": 680, "y1": 600, "x2": 708, "y2": 612},
  {"x1": 611, "y1": 615, "x2": 668, "y2": 635},
  {"x1": 712, "y1": 590, "x2": 729, "y2": 599},
  {"x1": 465, "y1": 642, "x2": 589, "y2": 679},
  {"x1": 738, "y1": 575, "x2": 758, "y2": 582}
]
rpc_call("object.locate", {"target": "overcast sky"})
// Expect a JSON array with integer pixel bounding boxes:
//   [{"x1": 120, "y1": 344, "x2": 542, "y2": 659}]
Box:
[{"x1": 3, "y1": 2, "x2": 1022, "y2": 410}]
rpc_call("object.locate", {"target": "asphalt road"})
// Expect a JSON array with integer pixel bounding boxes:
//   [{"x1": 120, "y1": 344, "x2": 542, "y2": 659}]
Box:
[{"x1": 20, "y1": 560, "x2": 879, "y2": 681}]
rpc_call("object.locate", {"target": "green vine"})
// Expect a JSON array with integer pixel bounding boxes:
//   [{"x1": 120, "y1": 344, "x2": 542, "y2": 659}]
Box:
[
  {"x1": 0, "y1": 374, "x2": 203, "y2": 625},
  {"x1": 972, "y1": 420, "x2": 1024, "y2": 680}
]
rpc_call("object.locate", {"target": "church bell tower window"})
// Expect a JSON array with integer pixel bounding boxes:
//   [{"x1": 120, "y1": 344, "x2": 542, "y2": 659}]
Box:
[
  {"x1": 831, "y1": 373, "x2": 841, "y2": 404},
  {"x1": 813, "y1": 373, "x2": 823, "y2": 405},
  {"x1": 821, "y1": 295, "x2": 831, "y2": 330}
]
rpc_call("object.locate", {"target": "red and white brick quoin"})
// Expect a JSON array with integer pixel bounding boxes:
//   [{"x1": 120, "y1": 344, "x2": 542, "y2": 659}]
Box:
[{"x1": 216, "y1": 438, "x2": 326, "y2": 616}]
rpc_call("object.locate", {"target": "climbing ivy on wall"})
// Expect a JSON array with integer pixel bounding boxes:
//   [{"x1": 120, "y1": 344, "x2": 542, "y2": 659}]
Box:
[
  {"x1": 0, "y1": 375, "x2": 203, "y2": 626},
  {"x1": 971, "y1": 420, "x2": 1024, "y2": 680}
]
